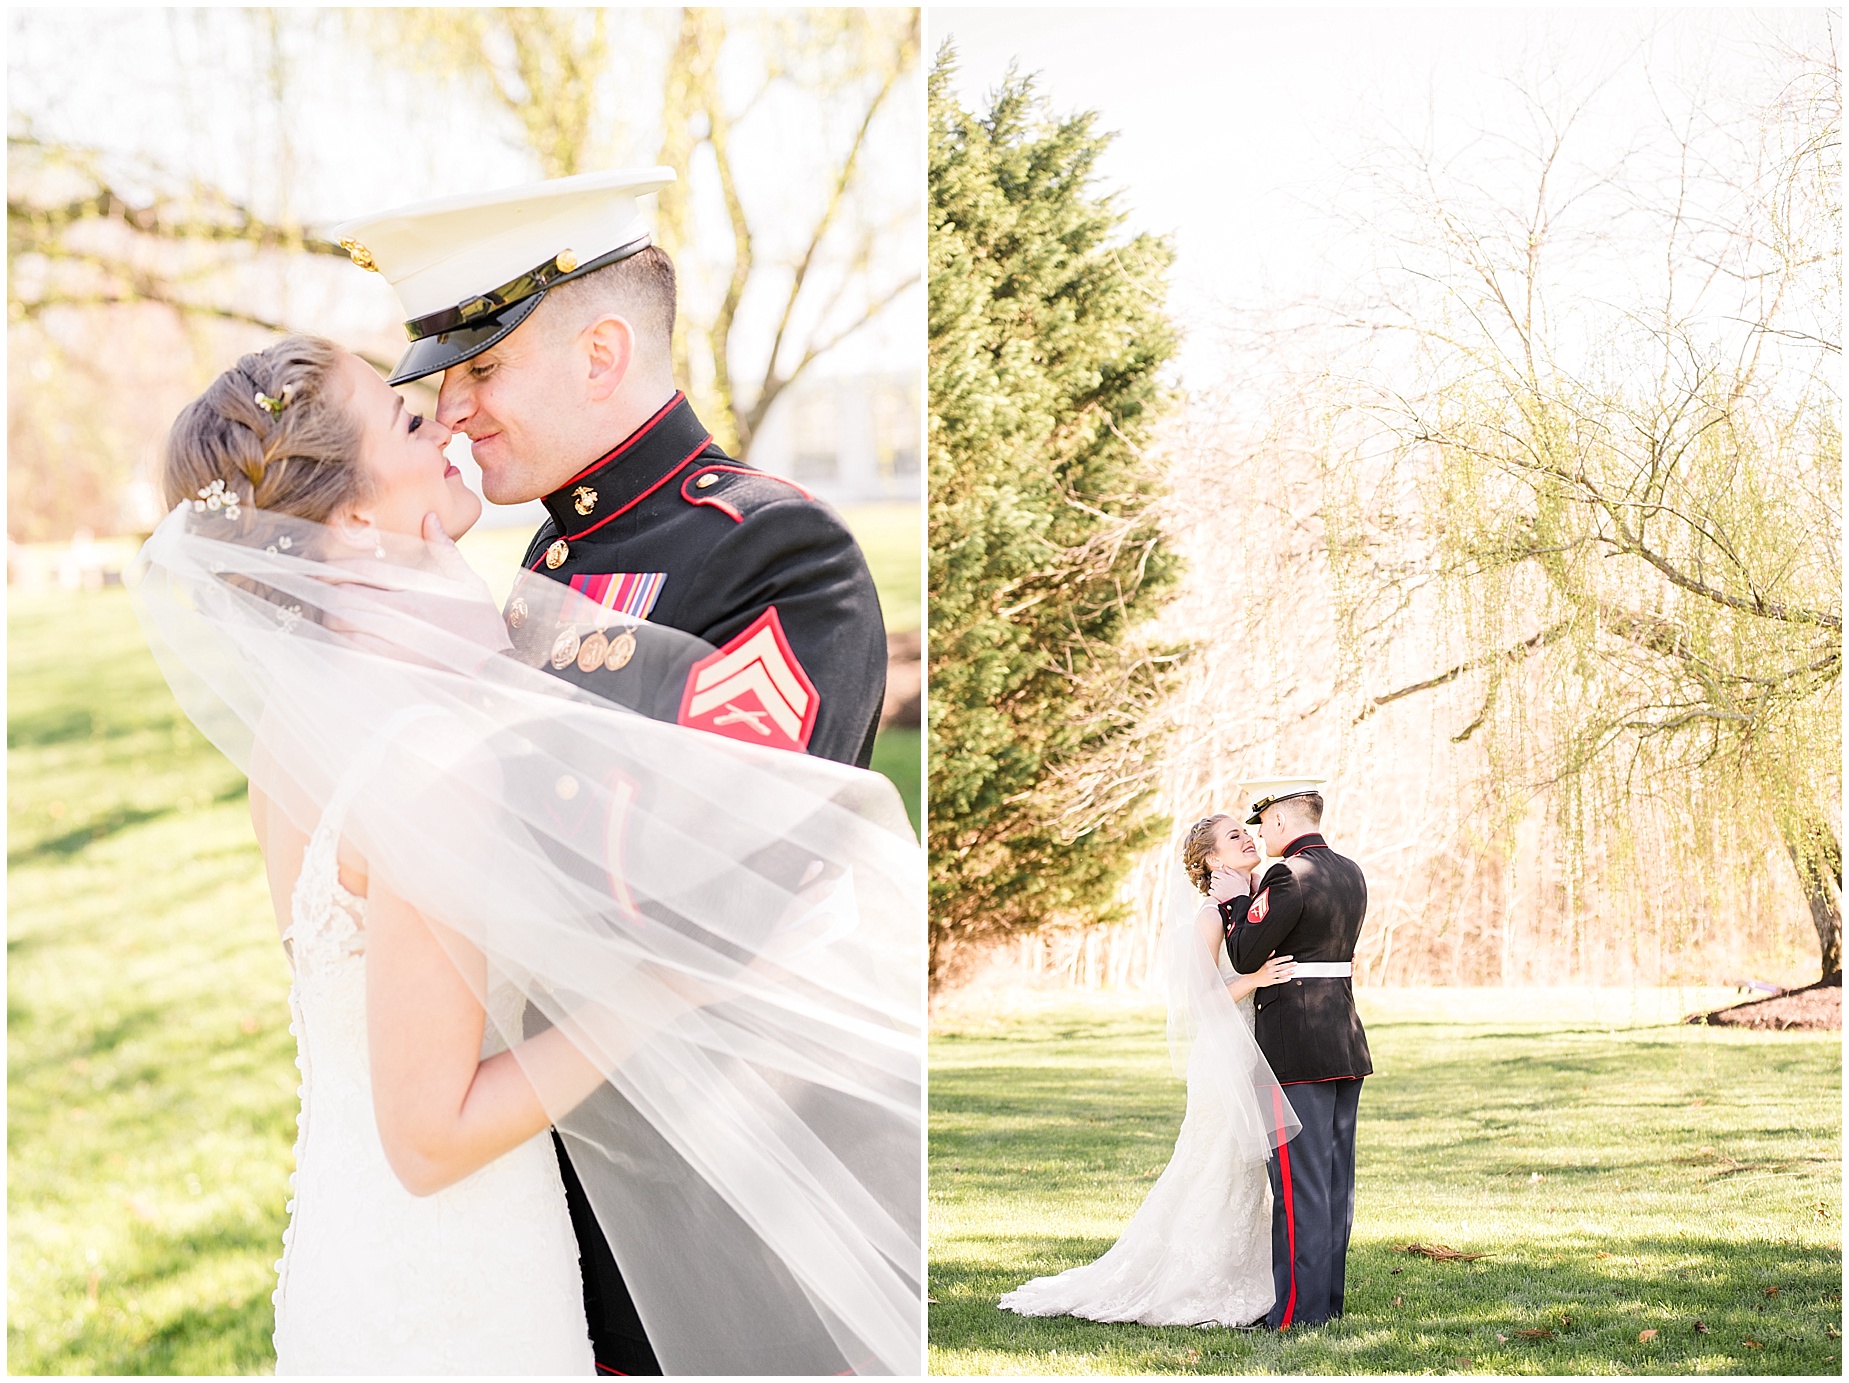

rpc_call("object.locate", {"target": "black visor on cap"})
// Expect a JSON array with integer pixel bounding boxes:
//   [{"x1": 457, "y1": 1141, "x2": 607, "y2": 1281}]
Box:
[
  {"x1": 386, "y1": 292, "x2": 544, "y2": 386},
  {"x1": 384, "y1": 238, "x2": 652, "y2": 386},
  {"x1": 1246, "y1": 789, "x2": 1316, "y2": 826}
]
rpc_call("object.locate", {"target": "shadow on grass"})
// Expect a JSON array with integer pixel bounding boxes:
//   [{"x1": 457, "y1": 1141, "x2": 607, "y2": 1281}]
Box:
[
  {"x1": 8, "y1": 1206, "x2": 285, "y2": 1376},
  {"x1": 7, "y1": 705, "x2": 100, "y2": 749},
  {"x1": 933, "y1": 1233, "x2": 1842, "y2": 1374},
  {"x1": 8, "y1": 779, "x2": 248, "y2": 868}
]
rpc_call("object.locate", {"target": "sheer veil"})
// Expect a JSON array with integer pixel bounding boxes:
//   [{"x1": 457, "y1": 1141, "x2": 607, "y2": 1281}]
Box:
[
  {"x1": 1160, "y1": 867, "x2": 1299, "y2": 1159},
  {"x1": 131, "y1": 502, "x2": 923, "y2": 1375}
]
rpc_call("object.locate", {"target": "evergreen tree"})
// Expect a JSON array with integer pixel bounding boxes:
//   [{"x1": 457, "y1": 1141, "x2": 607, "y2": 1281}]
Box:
[{"x1": 928, "y1": 51, "x2": 1181, "y2": 988}]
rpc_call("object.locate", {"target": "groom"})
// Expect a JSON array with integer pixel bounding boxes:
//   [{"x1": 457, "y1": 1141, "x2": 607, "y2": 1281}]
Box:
[
  {"x1": 1222, "y1": 776, "x2": 1371, "y2": 1330},
  {"x1": 332, "y1": 168, "x2": 890, "y2": 1373}
]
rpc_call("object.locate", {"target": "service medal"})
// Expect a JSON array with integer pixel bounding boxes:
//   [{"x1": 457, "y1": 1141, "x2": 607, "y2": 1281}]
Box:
[
  {"x1": 576, "y1": 630, "x2": 610, "y2": 672},
  {"x1": 549, "y1": 628, "x2": 582, "y2": 669},
  {"x1": 545, "y1": 539, "x2": 569, "y2": 570},
  {"x1": 605, "y1": 630, "x2": 638, "y2": 670}
]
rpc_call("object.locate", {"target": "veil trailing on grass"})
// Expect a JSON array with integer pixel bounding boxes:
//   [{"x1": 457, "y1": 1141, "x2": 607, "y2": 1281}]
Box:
[
  {"x1": 130, "y1": 502, "x2": 923, "y2": 1376},
  {"x1": 1162, "y1": 875, "x2": 1299, "y2": 1160}
]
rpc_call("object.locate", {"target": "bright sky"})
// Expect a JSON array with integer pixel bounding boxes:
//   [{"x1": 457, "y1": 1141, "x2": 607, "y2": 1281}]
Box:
[{"x1": 932, "y1": 7, "x2": 1830, "y2": 382}]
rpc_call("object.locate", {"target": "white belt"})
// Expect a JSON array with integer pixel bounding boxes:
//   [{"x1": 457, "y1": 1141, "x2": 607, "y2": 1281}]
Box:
[{"x1": 1290, "y1": 962, "x2": 1353, "y2": 979}]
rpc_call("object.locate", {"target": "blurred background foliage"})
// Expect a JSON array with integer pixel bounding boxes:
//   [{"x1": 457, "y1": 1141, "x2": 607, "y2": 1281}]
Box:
[{"x1": 8, "y1": 5, "x2": 920, "y2": 537}]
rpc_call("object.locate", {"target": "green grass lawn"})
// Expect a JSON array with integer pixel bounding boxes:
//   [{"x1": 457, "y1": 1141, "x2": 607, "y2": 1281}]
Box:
[
  {"x1": 8, "y1": 525, "x2": 919, "y2": 1371},
  {"x1": 9, "y1": 589, "x2": 293, "y2": 1374},
  {"x1": 930, "y1": 994, "x2": 1842, "y2": 1375}
]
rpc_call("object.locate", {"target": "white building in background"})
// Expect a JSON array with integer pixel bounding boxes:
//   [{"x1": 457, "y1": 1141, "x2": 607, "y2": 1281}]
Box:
[{"x1": 748, "y1": 371, "x2": 920, "y2": 507}]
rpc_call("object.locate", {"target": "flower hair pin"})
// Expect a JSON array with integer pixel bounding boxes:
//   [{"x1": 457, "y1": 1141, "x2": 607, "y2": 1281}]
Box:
[
  {"x1": 254, "y1": 384, "x2": 295, "y2": 416},
  {"x1": 194, "y1": 478, "x2": 243, "y2": 521}
]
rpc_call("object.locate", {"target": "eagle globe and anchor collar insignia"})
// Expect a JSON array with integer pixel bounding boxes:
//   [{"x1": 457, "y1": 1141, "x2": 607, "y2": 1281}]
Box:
[{"x1": 532, "y1": 392, "x2": 714, "y2": 557}]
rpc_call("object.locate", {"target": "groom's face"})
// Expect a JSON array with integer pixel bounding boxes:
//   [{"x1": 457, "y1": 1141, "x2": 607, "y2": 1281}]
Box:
[
  {"x1": 434, "y1": 319, "x2": 584, "y2": 506},
  {"x1": 1259, "y1": 808, "x2": 1289, "y2": 857}
]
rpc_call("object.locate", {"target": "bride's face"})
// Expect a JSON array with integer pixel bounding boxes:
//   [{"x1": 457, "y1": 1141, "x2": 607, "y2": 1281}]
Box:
[
  {"x1": 1207, "y1": 819, "x2": 1259, "y2": 871},
  {"x1": 341, "y1": 352, "x2": 482, "y2": 541}
]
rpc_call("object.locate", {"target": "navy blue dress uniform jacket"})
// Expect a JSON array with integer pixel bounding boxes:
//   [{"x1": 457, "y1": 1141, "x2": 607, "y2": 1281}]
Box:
[
  {"x1": 513, "y1": 391, "x2": 888, "y2": 1376},
  {"x1": 517, "y1": 390, "x2": 888, "y2": 767},
  {"x1": 1222, "y1": 833, "x2": 1373, "y2": 1084}
]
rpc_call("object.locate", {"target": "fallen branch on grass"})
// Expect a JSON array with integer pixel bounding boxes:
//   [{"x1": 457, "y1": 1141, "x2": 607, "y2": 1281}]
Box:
[{"x1": 1397, "y1": 1242, "x2": 1492, "y2": 1262}]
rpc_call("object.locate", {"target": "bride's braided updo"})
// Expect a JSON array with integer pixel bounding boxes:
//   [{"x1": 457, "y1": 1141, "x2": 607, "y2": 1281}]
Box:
[
  {"x1": 1181, "y1": 814, "x2": 1233, "y2": 895},
  {"x1": 162, "y1": 335, "x2": 369, "y2": 522}
]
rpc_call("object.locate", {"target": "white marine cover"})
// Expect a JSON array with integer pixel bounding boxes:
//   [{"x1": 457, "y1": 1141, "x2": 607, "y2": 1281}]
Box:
[{"x1": 330, "y1": 167, "x2": 676, "y2": 319}]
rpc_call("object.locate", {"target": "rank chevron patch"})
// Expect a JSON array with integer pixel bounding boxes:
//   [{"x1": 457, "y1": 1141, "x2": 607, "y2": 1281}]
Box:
[{"x1": 677, "y1": 606, "x2": 818, "y2": 752}]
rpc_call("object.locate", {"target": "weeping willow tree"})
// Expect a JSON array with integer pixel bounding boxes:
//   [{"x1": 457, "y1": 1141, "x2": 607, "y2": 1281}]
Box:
[{"x1": 1329, "y1": 38, "x2": 1841, "y2": 978}]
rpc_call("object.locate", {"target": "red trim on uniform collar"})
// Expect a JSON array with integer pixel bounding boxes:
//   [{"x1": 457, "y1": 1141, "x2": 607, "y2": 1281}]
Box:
[
  {"x1": 563, "y1": 436, "x2": 712, "y2": 541},
  {"x1": 1281, "y1": 832, "x2": 1328, "y2": 858},
  {"x1": 562, "y1": 391, "x2": 685, "y2": 488},
  {"x1": 531, "y1": 440, "x2": 713, "y2": 569}
]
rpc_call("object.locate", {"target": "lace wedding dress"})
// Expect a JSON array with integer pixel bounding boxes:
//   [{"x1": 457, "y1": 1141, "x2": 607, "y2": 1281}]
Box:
[
  {"x1": 998, "y1": 953, "x2": 1274, "y2": 1329},
  {"x1": 269, "y1": 786, "x2": 595, "y2": 1375}
]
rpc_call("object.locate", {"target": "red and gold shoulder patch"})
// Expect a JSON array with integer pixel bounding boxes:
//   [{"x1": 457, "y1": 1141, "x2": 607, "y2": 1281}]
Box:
[
  {"x1": 1248, "y1": 889, "x2": 1271, "y2": 925},
  {"x1": 677, "y1": 606, "x2": 818, "y2": 752}
]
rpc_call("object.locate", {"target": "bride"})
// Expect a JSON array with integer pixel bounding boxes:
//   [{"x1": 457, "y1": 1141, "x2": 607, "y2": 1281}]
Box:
[
  {"x1": 999, "y1": 814, "x2": 1297, "y2": 1329},
  {"x1": 134, "y1": 336, "x2": 923, "y2": 1374}
]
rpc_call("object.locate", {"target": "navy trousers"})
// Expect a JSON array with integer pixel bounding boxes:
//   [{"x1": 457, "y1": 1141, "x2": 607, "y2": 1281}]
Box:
[
  {"x1": 1265, "y1": 1077, "x2": 1361, "y2": 1328},
  {"x1": 552, "y1": 1131, "x2": 661, "y2": 1375}
]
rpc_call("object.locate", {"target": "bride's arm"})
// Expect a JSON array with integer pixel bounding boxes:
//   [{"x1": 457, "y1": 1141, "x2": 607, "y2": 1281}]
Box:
[
  {"x1": 1198, "y1": 901, "x2": 1297, "y2": 1001},
  {"x1": 363, "y1": 880, "x2": 615, "y2": 1197},
  {"x1": 1226, "y1": 952, "x2": 1297, "y2": 1002}
]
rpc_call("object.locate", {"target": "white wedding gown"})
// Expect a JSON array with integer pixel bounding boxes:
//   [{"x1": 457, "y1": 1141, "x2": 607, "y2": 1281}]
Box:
[
  {"x1": 998, "y1": 954, "x2": 1274, "y2": 1329},
  {"x1": 269, "y1": 790, "x2": 595, "y2": 1375}
]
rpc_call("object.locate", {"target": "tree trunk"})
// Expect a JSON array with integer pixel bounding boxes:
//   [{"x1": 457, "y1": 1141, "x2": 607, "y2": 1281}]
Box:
[{"x1": 1782, "y1": 819, "x2": 1842, "y2": 982}]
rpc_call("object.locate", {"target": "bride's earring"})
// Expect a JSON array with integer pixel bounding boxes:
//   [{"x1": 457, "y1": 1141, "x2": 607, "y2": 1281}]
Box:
[{"x1": 373, "y1": 531, "x2": 386, "y2": 559}]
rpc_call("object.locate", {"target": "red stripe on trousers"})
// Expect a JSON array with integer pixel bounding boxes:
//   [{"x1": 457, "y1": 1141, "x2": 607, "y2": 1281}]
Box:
[{"x1": 1273, "y1": 1086, "x2": 1298, "y2": 1328}]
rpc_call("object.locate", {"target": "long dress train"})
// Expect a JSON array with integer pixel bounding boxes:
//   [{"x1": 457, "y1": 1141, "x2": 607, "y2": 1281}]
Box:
[{"x1": 999, "y1": 963, "x2": 1274, "y2": 1328}]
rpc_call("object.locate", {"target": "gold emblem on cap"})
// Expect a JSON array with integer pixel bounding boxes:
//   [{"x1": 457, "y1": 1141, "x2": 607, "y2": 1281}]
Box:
[
  {"x1": 605, "y1": 630, "x2": 637, "y2": 671},
  {"x1": 507, "y1": 596, "x2": 529, "y2": 630},
  {"x1": 556, "y1": 249, "x2": 579, "y2": 274},
  {"x1": 338, "y1": 238, "x2": 379, "y2": 272},
  {"x1": 572, "y1": 485, "x2": 598, "y2": 516},
  {"x1": 695, "y1": 473, "x2": 718, "y2": 489},
  {"x1": 545, "y1": 538, "x2": 569, "y2": 569},
  {"x1": 576, "y1": 629, "x2": 610, "y2": 672},
  {"x1": 550, "y1": 628, "x2": 582, "y2": 669}
]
